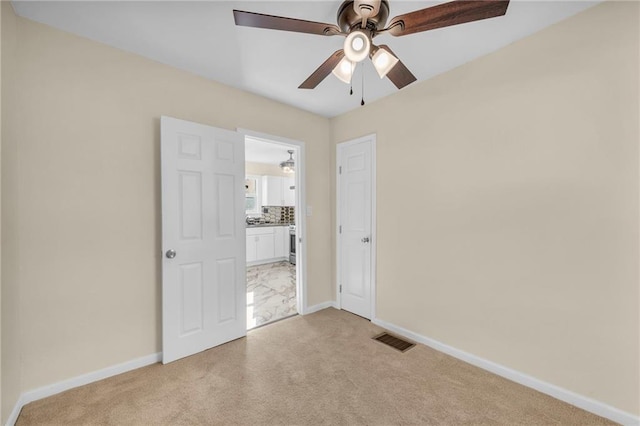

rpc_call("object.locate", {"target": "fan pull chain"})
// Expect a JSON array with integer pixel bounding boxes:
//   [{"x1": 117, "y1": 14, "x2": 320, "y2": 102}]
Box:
[
  {"x1": 361, "y1": 63, "x2": 365, "y2": 106},
  {"x1": 349, "y1": 62, "x2": 354, "y2": 95}
]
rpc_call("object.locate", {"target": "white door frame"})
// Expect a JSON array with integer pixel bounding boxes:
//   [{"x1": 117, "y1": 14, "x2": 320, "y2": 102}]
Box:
[
  {"x1": 336, "y1": 134, "x2": 377, "y2": 320},
  {"x1": 237, "y1": 128, "x2": 309, "y2": 315}
]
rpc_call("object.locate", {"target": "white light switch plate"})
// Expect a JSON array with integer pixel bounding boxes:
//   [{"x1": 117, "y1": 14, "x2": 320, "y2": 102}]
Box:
[{"x1": 306, "y1": 206, "x2": 312, "y2": 216}]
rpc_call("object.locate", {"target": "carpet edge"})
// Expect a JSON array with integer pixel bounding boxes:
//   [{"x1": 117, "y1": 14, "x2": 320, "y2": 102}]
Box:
[
  {"x1": 371, "y1": 317, "x2": 639, "y2": 426},
  {"x1": 6, "y1": 352, "x2": 161, "y2": 426}
]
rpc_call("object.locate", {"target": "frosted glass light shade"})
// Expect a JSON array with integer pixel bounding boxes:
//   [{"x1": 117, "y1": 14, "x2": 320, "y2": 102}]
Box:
[
  {"x1": 332, "y1": 57, "x2": 355, "y2": 84},
  {"x1": 344, "y1": 31, "x2": 371, "y2": 63},
  {"x1": 371, "y1": 46, "x2": 399, "y2": 78}
]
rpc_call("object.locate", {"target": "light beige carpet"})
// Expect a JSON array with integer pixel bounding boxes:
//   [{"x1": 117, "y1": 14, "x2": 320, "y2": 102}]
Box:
[{"x1": 17, "y1": 308, "x2": 614, "y2": 425}]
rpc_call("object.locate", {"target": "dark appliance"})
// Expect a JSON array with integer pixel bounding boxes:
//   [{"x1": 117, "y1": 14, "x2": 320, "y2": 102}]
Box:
[{"x1": 289, "y1": 225, "x2": 296, "y2": 265}]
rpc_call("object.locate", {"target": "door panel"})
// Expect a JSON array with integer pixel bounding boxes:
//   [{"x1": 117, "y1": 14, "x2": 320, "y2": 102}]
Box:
[
  {"x1": 345, "y1": 247, "x2": 366, "y2": 297},
  {"x1": 215, "y1": 174, "x2": 236, "y2": 236},
  {"x1": 338, "y1": 138, "x2": 373, "y2": 319},
  {"x1": 180, "y1": 262, "x2": 204, "y2": 335},
  {"x1": 216, "y1": 258, "x2": 237, "y2": 323},
  {"x1": 347, "y1": 181, "x2": 366, "y2": 231},
  {"x1": 179, "y1": 172, "x2": 203, "y2": 240},
  {"x1": 162, "y1": 116, "x2": 246, "y2": 364}
]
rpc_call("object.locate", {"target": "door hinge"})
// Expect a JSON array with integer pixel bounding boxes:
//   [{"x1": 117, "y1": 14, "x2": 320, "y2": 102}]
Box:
[
  {"x1": 339, "y1": 166, "x2": 342, "y2": 174},
  {"x1": 339, "y1": 225, "x2": 342, "y2": 234},
  {"x1": 339, "y1": 285, "x2": 342, "y2": 293}
]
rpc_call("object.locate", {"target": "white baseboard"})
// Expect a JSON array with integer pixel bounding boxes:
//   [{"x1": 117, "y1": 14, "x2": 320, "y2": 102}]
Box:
[
  {"x1": 4, "y1": 302, "x2": 336, "y2": 424},
  {"x1": 4, "y1": 395, "x2": 25, "y2": 426},
  {"x1": 7, "y1": 317, "x2": 637, "y2": 426},
  {"x1": 246, "y1": 257, "x2": 290, "y2": 267},
  {"x1": 372, "y1": 317, "x2": 639, "y2": 426},
  {"x1": 5, "y1": 352, "x2": 161, "y2": 426},
  {"x1": 304, "y1": 300, "x2": 337, "y2": 315}
]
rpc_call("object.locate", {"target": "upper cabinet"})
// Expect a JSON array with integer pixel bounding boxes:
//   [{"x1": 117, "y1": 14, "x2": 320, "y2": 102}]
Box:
[
  {"x1": 245, "y1": 175, "x2": 261, "y2": 215},
  {"x1": 283, "y1": 176, "x2": 295, "y2": 206},
  {"x1": 262, "y1": 176, "x2": 283, "y2": 207},
  {"x1": 262, "y1": 175, "x2": 295, "y2": 207}
]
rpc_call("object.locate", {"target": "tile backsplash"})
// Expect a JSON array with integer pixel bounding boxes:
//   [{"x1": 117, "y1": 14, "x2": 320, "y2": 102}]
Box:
[{"x1": 250, "y1": 206, "x2": 295, "y2": 225}]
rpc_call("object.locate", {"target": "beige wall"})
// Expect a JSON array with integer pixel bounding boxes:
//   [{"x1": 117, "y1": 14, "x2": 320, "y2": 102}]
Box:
[
  {"x1": 3, "y1": 10, "x2": 332, "y2": 404},
  {"x1": 331, "y1": 1, "x2": 639, "y2": 416},
  {"x1": 245, "y1": 161, "x2": 293, "y2": 178},
  {"x1": 0, "y1": 0, "x2": 3, "y2": 420},
  {"x1": 1, "y1": 2, "x2": 21, "y2": 422},
  {"x1": 2, "y1": 0, "x2": 639, "y2": 421}
]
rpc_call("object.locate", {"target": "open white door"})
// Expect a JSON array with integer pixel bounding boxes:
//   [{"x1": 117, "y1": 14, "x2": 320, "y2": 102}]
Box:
[
  {"x1": 161, "y1": 116, "x2": 246, "y2": 364},
  {"x1": 337, "y1": 135, "x2": 375, "y2": 319}
]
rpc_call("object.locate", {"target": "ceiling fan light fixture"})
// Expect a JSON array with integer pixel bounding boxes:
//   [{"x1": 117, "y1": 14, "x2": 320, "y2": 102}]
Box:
[
  {"x1": 332, "y1": 57, "x2": 355, "y2": 84},
  {"x1": 371, "y1": 45, "x2": 400, "y2": 78},
  {"x1": 235, "y1": 0, "x2": 510, "y2": 93},
  {"x1": 343, "y1": 30, "x2": 371, "y2": 63},
  {"x1": 279, "y1": 150, "x2": 295, "y2": 173}
]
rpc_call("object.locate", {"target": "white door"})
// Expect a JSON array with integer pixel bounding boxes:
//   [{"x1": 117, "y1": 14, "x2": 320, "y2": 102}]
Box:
[
  {"x1": 161, "y1": 116, "x2": 246, "y2": 364},
  {"x1": 337, "y1": 136, "x2": 375, "y2": 319}
]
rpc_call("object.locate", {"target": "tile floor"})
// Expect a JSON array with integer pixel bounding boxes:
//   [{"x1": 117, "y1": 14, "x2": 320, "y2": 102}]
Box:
[{"x1": 247, "y1": 261, "x2": 297, "y2": 329}]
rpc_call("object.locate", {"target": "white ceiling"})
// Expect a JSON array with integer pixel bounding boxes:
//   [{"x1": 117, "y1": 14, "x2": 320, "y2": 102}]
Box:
[
  {"x1": 245, "y1": 137, "x2": 294, "y2": 165},
  {"x1": 12, "y1": 1, "x2": 600, "y2": 118}
]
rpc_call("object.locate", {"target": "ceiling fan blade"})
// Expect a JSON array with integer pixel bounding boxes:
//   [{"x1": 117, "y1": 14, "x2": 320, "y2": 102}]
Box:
[
  {"x1": 234, "y1": 10, "x2": 341, "y2": 36},
  {"x1": 299, "y1": 50, "x2": 345, "y2": 89},
  {"x1": 379, "y1": 45, "x2": 417, "y2": 89},
  {"x1": 386, "y1": 0, "x2": 510, "y2": 37}
]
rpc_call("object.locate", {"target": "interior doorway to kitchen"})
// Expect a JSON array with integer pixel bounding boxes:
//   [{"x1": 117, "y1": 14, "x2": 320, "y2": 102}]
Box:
[{"x1": 243, "y1": 132, "x2": 306, "y2": 330}]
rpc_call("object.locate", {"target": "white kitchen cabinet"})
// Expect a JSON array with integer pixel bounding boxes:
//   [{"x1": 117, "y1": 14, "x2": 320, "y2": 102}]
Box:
[
  {"x1": 262, "y1": 176, "x2": 283, "y2": 207},
  {"x1": 262, "y1": 175, "x2": 295, "y2": 207},
  {"x1": 274, "y1": 227, "x2": 286, "y2": 258},
  {"x1": 246, "y1": 227, "x2": 274, "y2": 263},
  {"x1": 246, "y1": 226, "x2": 289, "y2": 265},
  {"x1": 256, "y1": 233, "x2": 275, "y2": 260},
  {"x1": 246, "y1": 235, "x2": 257, "y2": 263},
  {"x1": 283, "y1": 176, "x2": 295, "y2": 207}
]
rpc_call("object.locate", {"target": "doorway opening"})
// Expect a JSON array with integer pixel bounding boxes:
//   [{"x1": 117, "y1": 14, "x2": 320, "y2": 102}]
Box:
[{"x1": 244, "y1": 134, "x2": 304, "y2": 329}]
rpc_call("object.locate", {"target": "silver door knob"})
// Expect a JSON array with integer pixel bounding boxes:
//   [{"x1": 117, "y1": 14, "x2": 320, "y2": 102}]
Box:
[
  {"x1": 165, "y1": 249, "x2": 176, "y2": 259},
  {"x1": 361, "y1": 237, "x2": 370, "y2": 243}
]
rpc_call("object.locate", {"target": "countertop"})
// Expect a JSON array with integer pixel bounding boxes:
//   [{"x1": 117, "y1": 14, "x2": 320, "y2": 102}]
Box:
[{"x1": 246, "y1": 223, "x2": 292, "y2": 228}]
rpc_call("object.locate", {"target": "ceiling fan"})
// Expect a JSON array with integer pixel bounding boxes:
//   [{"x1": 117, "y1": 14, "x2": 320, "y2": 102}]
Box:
[{"x1": 233, "y1": 0, "x2": 510, "y2": 91}]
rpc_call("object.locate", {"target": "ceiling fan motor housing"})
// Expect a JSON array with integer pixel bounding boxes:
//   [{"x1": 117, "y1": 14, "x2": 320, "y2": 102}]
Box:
[
  {"x1": 354, "y1": 0, "x2": 380, "y2": 18},
  {"x1": 337, "y1": 0, "x2": 390, "y2": 33}
]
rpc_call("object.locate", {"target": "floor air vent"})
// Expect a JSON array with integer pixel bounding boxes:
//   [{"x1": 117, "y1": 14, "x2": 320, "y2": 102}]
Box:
[{"x1": 372, "y1": 332, "x2": 416, "y2": 352}]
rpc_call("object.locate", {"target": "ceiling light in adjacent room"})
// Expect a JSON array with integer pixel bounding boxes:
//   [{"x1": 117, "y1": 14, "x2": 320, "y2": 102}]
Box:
[{"x1": 279, "y1": 150, "x2": 295, "y2": 173}]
